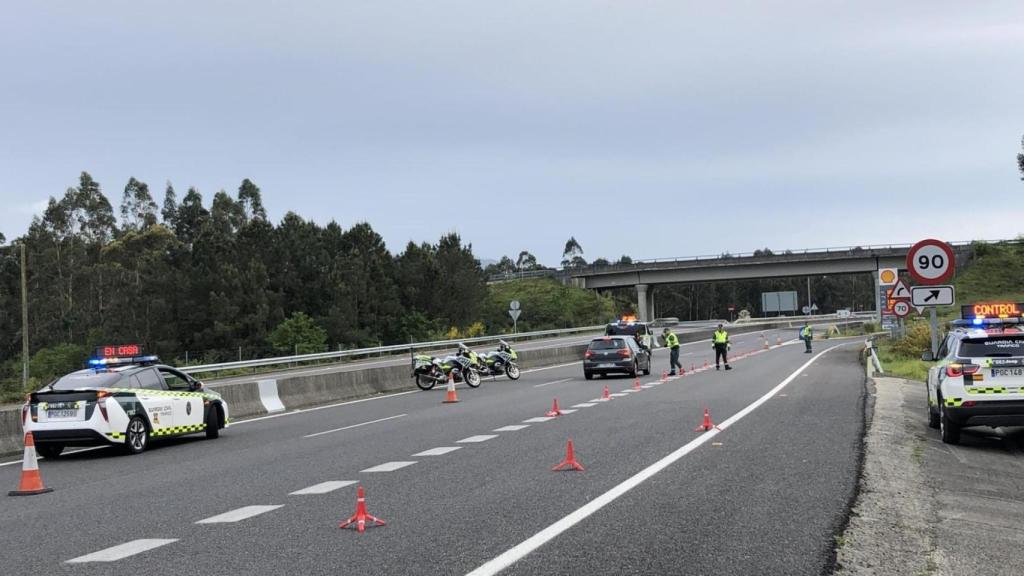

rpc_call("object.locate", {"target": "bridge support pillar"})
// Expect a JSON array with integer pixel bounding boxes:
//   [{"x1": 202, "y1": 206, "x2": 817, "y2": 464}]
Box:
[{"x1": 636, "y1": 284, "x2": 654, "y2": 322}]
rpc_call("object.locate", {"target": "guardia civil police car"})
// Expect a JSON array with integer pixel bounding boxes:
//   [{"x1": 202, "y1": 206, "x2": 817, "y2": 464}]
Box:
[
  {"x1": 926, "y1": 303, "x2": 1024, "y2": 445},
  {"x1": 22, "y1": 345, "x2": 229, "y2": 457}
]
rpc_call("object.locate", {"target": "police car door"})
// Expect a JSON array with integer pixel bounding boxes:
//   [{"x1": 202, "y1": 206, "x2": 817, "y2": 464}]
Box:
[
  {"x1": 133, "y1": 368, "x2": 177, "y2": 432},
  {"x1": 159, "y1": 367, "x2": 203, "y2": 428},
  {"x1": 927, "y1": 334, "x2": 954, "y2": 406}
]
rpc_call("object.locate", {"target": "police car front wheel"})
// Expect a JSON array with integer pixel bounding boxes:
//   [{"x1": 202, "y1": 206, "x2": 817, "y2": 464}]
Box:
[{"x1": 124, "y1": 416, "x2": 149, "y2": 455}]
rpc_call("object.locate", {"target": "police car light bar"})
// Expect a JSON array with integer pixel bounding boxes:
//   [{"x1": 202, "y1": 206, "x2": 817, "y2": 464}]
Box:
[{"x1": 88, "y1": 355, "x2": 160, "y2": 367}]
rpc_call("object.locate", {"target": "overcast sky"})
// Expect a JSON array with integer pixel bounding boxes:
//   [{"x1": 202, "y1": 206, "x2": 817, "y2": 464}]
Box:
[{"x1": 1, "y1": 1, "x2": 1022, "y2": 265}]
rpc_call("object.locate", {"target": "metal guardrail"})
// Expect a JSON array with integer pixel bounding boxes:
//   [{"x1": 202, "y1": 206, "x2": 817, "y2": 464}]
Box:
[
  {"x1": 178, "y1": 324, "x2": 608, "y2": 377},
  {"x1": 178, "y1": 314, "x2": 871, "y2": 378}
]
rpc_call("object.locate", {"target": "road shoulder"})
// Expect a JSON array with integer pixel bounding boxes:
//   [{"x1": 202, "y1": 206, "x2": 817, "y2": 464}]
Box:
[{"x1": 834, "y1": 375, "x2": 1024, "y2": 575}]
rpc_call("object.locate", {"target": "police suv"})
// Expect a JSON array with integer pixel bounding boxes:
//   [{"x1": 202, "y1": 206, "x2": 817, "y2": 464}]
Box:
[
  {"x1": 22, "y1": 345, "x2": 229, "y2": 457},
  {"x1": 925, "y1": 303, "x2": 1024, "y2": 445}
]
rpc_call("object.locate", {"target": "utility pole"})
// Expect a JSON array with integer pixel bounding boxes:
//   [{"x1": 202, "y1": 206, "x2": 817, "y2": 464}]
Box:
[
  {"x1": 21, "y1": 244, "x2": 29, "y2": 389},
  {"x1": 806, "y1": 276, "x2": 811, "y2": 316}
]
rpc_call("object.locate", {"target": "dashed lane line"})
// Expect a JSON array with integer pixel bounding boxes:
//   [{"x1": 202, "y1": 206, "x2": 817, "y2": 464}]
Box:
[
  {"x1": 493, "y1": 425, "x2": 530, "y2": 432},
  {"x1": 465, "y1": 343, "x2": 852, "y2": 576},
  {"x1": 412, "y1": 447, "x2": 462, "y2": 456},
  {"x1": 289, "y1": 481, "x2": 357, "y2": 495},
  {"x1": 533, "y1": 378, "x2": 573, "y2": 388},
  {"x1": 66, "y1": 539, "x2": 179, "y2": 563},
  {"x1": 458, "y1": 435, "x2": 499, "y2": 443},
  {"x1": 303, "y1": 414, "x2": 407, "y2": 438},
  {"x1": 196, "y1": 505, "x2": 284, "y2": 524},
  {"x1": 523, "y1": 416, "x2": 556, "y2": 423},
  {"x1": 361, "y1": 461, "x2": 417, "y2": 473},
  {"x1": 571, "y1": 403, "x2": 597, "y2": 408}
]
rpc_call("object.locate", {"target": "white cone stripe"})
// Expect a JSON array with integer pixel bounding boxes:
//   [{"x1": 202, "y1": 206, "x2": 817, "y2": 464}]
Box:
[{"x1": 23, "y1": 446, "x2": 38, "y2": 471}]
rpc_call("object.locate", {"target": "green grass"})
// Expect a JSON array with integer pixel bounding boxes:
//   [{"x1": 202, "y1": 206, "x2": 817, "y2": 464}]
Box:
[{"x1": 875, "y1": 338, "x2": 930, "y2": 381}]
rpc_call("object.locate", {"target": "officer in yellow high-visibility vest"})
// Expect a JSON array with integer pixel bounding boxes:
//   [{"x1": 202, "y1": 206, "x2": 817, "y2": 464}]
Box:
[
  {"x1": 663, "y1": 328, "x2": 682, "y2": 375},
  {"x1": 800, "y1": 323, "x2": 813, "y2": 353},
  {"x1": 712, "y1": 324, "x2": 732, "y2": 370}
]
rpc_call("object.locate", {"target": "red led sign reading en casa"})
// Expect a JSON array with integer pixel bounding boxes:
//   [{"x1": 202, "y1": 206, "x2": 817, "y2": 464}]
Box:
[{"x1": 96, "y1": 344, "x2": 142, "y2": 358}]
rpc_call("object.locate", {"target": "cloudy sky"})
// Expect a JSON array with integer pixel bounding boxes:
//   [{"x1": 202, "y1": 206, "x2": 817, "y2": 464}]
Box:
[{"x1": 1, "y1": 1, "x2": 1022, "y2": 265}]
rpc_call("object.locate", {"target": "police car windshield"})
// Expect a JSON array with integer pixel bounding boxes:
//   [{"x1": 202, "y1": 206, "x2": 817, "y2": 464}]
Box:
[
  {"x1": 49, "y1": 371, "x2": 124, "y2": 391},
  {"x1": 590, "y1": 338, "x2": 627, "y2": 350},
  {"x1": 960, "y1": 337, "x2": 1024, "y2": 358}
]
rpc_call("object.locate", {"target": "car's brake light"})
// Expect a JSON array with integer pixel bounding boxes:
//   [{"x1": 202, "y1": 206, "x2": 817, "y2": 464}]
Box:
[
  {"x1": 21, "y1": 404, "x2": 28, "y2": 426},
  {"x1": 962, "y1": 364, "x2": 981, "y2": 375},
  {"x1": 962, "y1": 400, "x2": 977, "y2": 407},
  {"x1": 585, "y1": 351, "x2": 593, "y2": 359},
  {"x1": 619, "y1": 349, "x2": 631, "y2": 358},
  {"x1": 95, "y1": 396, "x2": 109, "y2": 422},
  {"x1": 946, "y1": 364, "x2": 963, "y2": 377}
]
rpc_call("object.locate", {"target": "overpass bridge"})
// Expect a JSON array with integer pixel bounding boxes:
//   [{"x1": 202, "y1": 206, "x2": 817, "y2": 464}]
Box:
[{"x1": 567, "y1": 242, "x2": 982, "y2": 321}]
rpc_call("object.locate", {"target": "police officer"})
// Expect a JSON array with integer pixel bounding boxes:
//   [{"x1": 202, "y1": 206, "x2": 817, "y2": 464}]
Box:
[
  {"x1": 663, "y1": 328, "x2": 682, "y2": 375},
  {"x1": 712, "y1": 324, "x2": 732, "y2": 370},
  {"x1": 800, "y1": 323, "x2": 813, "y2": 353}
]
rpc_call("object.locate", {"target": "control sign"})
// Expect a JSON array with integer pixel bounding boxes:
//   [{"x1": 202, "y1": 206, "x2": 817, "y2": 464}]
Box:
[
  {"x1": 892, "y1": 301, "x2": 912, "y2": 318},
  {"x1": 910, "y1": 285, "x2": 955, "y2": 307},
  {"x1": 907, "y1": 239, "x2": 955, "y2": 285}
]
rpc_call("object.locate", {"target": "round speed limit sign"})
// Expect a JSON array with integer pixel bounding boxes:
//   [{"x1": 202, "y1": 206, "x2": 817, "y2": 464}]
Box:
[
  {"x1": 892, "y1": 300, "x2": 911, "y2": 318},
  {"x1": 907, "y1": 239, "x2": 955, "y2": 285}
]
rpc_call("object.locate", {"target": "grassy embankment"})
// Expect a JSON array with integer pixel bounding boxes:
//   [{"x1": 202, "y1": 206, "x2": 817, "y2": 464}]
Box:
[{"x1": 876, "y1": 241, "x2": 1024, "y2": 381}]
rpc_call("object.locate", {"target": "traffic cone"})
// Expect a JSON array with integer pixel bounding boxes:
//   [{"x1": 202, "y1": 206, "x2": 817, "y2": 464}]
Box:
[
  {"x1": 633, "y1": 378, "x2": 642, "y2": 390},
  {"x1": 776, "y1": 335, "x2": 782, "y2": 346},
  {"x1": 661, "y1": 371, "x2": 668, "y2": 382},
  {"x1": 763, "y1": 338, "x2": 770, "y2": 350},
  {"x1": 8, "y1": 432, "x2": 52, "y2": 496},
  {"x1": 601, "y1": 386, "x2": 612, "y2": 401},
  {"x1": 680, "y1": 367, "x2": 686, "y2": 376},
  {"x1": 703, "y1": 361, "x2": 709, "y2": 369},
  {"x1": 691, "y1": 363, "x2": 695, "y2": 372},
  {"x1": 552, "y1": 439, "x2": 585, "y2": 471},
  {"x1": 442, "y1": 373, "x2": 459, "y2": 404},
  {"x1": 546, "y1": 398, "x2": 563, "y2": 417},
  {"x1": 339, "y1": 485, "x2": 386, "y2": 533},
  {"x1": 694, "y1": 408, "x2": 721, "y2": 432}
]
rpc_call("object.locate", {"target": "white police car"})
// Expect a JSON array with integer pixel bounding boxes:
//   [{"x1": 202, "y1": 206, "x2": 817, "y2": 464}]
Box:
[
  {"x1": 22, "y1": 345, "x2": 229, "y2": 457},
  {"x1": 925, "y1": 303, "x2": 1024, "y2": 445}
]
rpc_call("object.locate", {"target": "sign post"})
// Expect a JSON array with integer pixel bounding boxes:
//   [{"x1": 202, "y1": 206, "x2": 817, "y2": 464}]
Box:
[
  {"x1": 906, "y1": 239, "x2": 956, "y2": 357},
  {"x1": 509, "y1": 300, "x2": 521, "y2": 334}
]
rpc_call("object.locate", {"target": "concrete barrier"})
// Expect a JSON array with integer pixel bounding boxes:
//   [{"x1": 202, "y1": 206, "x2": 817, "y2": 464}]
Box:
[{"x1": 0, "y1": 408, "x2": 24, "y2": 456}]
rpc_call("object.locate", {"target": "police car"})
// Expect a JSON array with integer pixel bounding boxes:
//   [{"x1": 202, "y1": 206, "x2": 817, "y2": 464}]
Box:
[
  {"x1": 925, "y1": 303, "x2": 1024, "y2": 445},
  {"x1": 22, "y1": 345, "x2": 229, "y2": 457}
]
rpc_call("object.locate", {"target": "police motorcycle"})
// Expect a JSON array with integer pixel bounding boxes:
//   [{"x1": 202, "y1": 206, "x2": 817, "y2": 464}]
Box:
[
  {"x1": 411, "y1": 343, "x2": 482, "y2": 391},
  {"x1": 475, "y1": 340, "x2": 521, "y2": 380}
]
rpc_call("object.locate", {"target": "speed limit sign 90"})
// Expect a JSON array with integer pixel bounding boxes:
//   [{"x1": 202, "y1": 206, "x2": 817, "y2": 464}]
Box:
[{"x1": 907, "y1": 239, "x2": 955, "y2": 285}]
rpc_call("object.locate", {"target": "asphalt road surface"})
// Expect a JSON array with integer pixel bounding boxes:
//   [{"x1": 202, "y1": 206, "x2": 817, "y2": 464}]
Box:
[{"x1": 0, "y1": 328, "x2": 865, "y2": 576}]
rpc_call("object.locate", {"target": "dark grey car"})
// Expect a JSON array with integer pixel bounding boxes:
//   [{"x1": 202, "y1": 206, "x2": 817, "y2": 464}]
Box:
[{"x1": 583, "y1": 336, "x2": 652, "y2": 380}]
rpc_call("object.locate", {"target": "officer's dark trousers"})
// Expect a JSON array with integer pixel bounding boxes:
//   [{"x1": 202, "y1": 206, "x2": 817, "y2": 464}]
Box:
[
  {"x1": 804, "y1": 338, "x2": 812, "y2": 352},
  {"x1": 669, "y1": 348, "x2": 681, "y2": 372},
  {"x1": 715, "y1": 345, "x2": 729, "y2": 367}
]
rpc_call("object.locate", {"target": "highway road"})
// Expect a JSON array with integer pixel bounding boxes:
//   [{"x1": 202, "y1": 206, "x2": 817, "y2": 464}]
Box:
[{"x1": 0, "y1": 328, "x2": 865, "y2": 576}]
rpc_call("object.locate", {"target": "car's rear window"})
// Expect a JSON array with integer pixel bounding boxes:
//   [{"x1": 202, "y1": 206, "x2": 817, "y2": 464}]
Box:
[
  {"x1": 49, "y1": 371, "x2": 125, "y2": 391},
  {"x1": 590, "y1": 338, "x2": 627, "y2": 350},
  {"x1": 959, "y1": 337, "x2": 1024, "y2": 358},
  {"x1": 606, "y1": 325, "x2": 645, "y2": 336}
]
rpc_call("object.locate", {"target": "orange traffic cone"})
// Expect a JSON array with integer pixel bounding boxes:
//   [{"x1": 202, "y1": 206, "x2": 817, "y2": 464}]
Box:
[
  {"x1": 703, "y1": 361, "x2": 709, "y2": 369},
  {"x1": 661, "y1": 371, "x2": 668, "y2": 382},
  {"x1": 763, "y1": 338, "x2": 770, "y2": 350},
  {"x1": 546, "y1": 398, "x2": 563, "y2": 417},
  {"x1": 601, "y1": 386, "x2": 612, "y2": 401},
  {"x1": 552, "y1": 439, "x2": 585, "y2": 471},
  {"x1": 691, "y1": 364, "x2": 695, "y2": 372},
  {"x1": 694, "y1": 408, "x2": 721, "y2": 432},
  {"x1": 633, "y1": 378, "x2": 642, "y2": 390},
  {"x1": 776, "y1": 335, "x2": 782, "y2": 346},
  {"x1": 442, "y1": 374, "x2": 459, "y2": 404},
  {"x1": 8, "y1": 432, "x2": 52, "y2": 496},
  {"x1": 339, "y1": 485, "x2": 386, "y2": 533}
]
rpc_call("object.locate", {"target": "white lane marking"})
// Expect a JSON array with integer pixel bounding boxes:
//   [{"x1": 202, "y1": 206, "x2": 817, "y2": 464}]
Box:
[
  {"x1": 609, "y1": 393, "x2": 629, "y2": 397},
  {"x1": 494, "y1": 425, "x2": 530, "y2": 432},
  {"x1": 457, "y1": 435, "x2": 499, "y2": 443},
  {"x1": 0, "y1": 445, "x2": 108, "y2": 468},
  {"x1": 196, "y1": 505, "x2": 283, "y2": 524},
  {"x1": 590, "y1": 398, "x2": 609, "y2": 402},
  {"x1": 571, "y1": 403, "x2": 597, "y2": 408},
  {"x1": 641, "y1": 385, "x2": 655, "y2": 389},
  {"x1": 523, "y1": 416, "x2": 556, "y2": 423},
  {"x1": 413, "y1": 446, "x2": 462, "y2": 456},
  {"x1": 534, "y1": 378, "x2": 573, "y2": 388},
  {"x1": 557, "y1": 409, "x2": 578, "y2": 414},
  {"x1": 235, "y1": 391, "x2": 418, "y2": 426},
  {"x1": 66, "y1": 539, "x2": 179, "y2": 563},
  {"x1": 304, "y1": 414, "x2": 406, "y2": 438},
  {"x1": 521, "y1": 361, "x2": 581, "y2": 374},
  {"x1": 289, "y1": 480, "x2": 357, "y2": 495},
  {"x1": 466, "y1": 344, "x2": 849, "y2": 576},
  {"x1": 361, "y1": 461, "x2": 417, "y2": 473}
]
